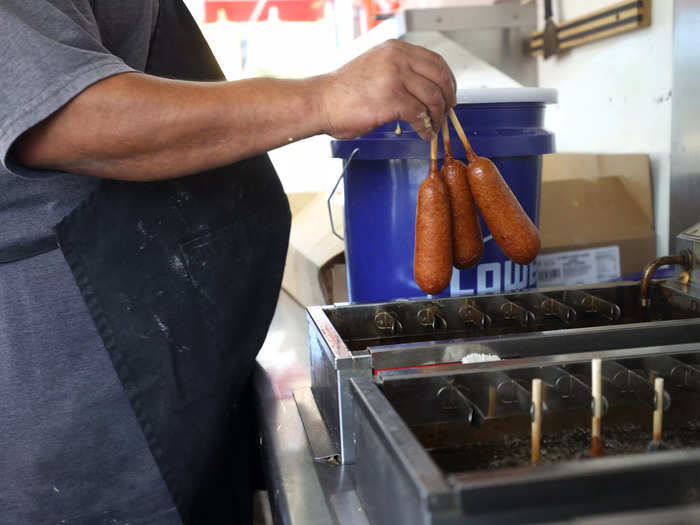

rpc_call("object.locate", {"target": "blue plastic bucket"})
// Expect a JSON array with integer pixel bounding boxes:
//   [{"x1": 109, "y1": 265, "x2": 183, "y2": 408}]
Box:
[{"x1": 331, "y1": 88, "x2": 557, "y2": 303}]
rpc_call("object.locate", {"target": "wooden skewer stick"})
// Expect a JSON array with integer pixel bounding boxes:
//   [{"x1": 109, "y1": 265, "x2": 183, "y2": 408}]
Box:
[
  {"x1": 447, "y1": 109, "x2": 478, "y2": 162},
  {"x1": 430, "y1": 133, "x2": 438, "y2": 165},
  {"x1": 442, "y1": 118, "x2": 452, "y2": 157},
  {"x1": 653, "y1": 377, "x2": 664, "y2": 444},
  {"x1": 487, "y1": 385, "x2": 497, "y2": 418},
  {"x1": 531, "y1": 378, "x2": 543, "y2": 465},
  {"x1": 591, "y1": 358, "x2": 603, "y2": 457},
  {"x1": 430, "y1": 130, "x2": 438, "y2": 174}
]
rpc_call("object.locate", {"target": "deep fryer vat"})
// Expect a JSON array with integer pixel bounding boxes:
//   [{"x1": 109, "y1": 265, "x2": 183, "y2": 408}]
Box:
[
  {"x1": 350, "y1": 346, "x2": 700, "y2": 524},
  {"x1": 378, "y1": 352, "x2": 700, "y2": 473},
  {"x1": 308, "y1": 281, "x2": 700, "y2": 464}
]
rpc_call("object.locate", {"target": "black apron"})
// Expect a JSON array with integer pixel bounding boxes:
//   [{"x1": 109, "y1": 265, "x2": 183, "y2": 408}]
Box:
[{"x1": 2, "y1": 2, "x2": 291, "y2": 523}]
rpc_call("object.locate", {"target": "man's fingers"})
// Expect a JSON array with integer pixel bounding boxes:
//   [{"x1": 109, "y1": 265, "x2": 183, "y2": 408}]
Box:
[
  {"x1": 401, "y1": 70, "x2": 446, "y2": 134},
  {"x1": 401, "y1": 43, "x2": 457, "y2": 107},
  {"x1": 395, "y1": 93, "x2": 435, "y2": 141}
]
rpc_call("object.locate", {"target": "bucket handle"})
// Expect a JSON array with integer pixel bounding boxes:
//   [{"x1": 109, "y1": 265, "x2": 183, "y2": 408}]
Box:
[{"x1": 327, "y1": 147, "x2": 359, "y2": 241}]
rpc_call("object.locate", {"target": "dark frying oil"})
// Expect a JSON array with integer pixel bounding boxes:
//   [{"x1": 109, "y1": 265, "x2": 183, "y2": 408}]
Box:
[{"x1": 428, "y1": 420, "x2": 700, "y2": 474}]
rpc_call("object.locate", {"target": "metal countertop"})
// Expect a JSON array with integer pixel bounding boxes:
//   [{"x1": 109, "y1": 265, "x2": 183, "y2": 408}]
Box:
[{"x1": 255, "y1": 291, "x2": 369, "y2": 525}]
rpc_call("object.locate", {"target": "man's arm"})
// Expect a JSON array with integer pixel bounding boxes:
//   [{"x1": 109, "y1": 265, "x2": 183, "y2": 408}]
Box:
[{"x1": 14, "y1": 40, "x2": 456, "y2": 181}]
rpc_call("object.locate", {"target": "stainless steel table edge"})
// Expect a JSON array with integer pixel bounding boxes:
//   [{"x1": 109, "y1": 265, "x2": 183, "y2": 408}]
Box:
[
  {"x1": 255, "y1": 365, "x2": 370, "y2": 524},
  {"x1": 255, "y1": 365, "x2": 335, "y2": 525}
]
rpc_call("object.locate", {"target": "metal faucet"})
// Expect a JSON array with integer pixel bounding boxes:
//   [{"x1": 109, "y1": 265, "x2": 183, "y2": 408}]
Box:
[{"x1": 640, "y1": 250, "x2": 694, "y2": 307}]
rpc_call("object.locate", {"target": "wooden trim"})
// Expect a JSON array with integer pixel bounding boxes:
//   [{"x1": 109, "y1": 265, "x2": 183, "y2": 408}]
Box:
[
  {"x1": 558, "y1": 0, "x2": 641, "y2": 31},
  {"x1": 557, "y1": 7, "x2": 640, "y2": 39},
  {"x1": 559, "y1": 14, "x2": 642, "y2": 44},
  {"x1": 559, "y1": 19, "x2": 641, "y2": 49},
  {"x1": 639, "y1": 0, "x2": 652, "y2": 26},
  {"x1": 530, "y1": 0, "x2": 642, "y2": 39},
  {"x1": 529, "y1": 0, "x2": 651, "y2": 56}
]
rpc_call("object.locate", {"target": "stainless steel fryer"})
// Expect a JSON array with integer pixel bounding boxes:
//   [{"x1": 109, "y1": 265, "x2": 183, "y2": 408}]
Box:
[{"x1": 299, "y1": 221, "x2": 700, "y2": 523}]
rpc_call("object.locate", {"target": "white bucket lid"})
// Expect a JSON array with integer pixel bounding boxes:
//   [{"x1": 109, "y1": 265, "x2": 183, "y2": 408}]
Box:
[{"x1": 457, "y1": 88, "x2": 558, "y2": 104}]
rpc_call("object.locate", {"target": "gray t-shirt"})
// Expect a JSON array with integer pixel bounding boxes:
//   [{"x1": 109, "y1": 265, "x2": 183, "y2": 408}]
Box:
[{"x1": 0, "y1": 1, "x2": 182, "y2": 523}]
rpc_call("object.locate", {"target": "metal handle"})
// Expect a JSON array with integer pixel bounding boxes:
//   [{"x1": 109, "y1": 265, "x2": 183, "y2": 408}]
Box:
[
  {"x1": 327, "y1": 147, "x2": 359, "y2": 241},
  {"x1": 544, "y1": 0, "x2": 553, "y2": 19}
]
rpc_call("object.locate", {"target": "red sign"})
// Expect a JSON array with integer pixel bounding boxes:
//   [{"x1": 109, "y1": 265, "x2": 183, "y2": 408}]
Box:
[{"x1": 204, "y1": 0, "x2": 327, "y2": 22}]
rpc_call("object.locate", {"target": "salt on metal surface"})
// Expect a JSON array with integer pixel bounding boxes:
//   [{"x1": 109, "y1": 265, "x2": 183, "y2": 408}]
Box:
[{"x1": 461, "y1": 353, "x2": 501, "y2": 364}]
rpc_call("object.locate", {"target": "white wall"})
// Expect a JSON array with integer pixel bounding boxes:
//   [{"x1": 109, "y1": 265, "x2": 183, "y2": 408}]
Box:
[
  {"x1": 537, "y1": 0, "x2": 674, "y2": 254},
  {"x1": 183, "y1": 0, "x2": 205, "y2": 23}
]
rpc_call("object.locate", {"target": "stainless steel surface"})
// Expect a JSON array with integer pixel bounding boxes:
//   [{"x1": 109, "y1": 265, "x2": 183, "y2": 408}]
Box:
[
  {"x1": 373, "y1": 310, "x2": 403, "y2": 334},
  {"x1": 341, "y1": 0, "x2": 537, "y2": 87},
  {"x1": 560, "y1": 290, "x2": 621, "y2": 321},
  {"x1": 256, "y1": 292, "x2": 369, "y2": 525},
  {"x1": 375, "y1": 342, "x2": 700, "y2": 379},
  {"x1": 258, "y1": 278, "x2": 700, "y2": 523},
  {"x1": 457, "y1": 301, "x2": 491, "y2": 329},
  {"x1": 307, "y1": 305, "x2": 352, "y2": 360},
  {"x1": 256, "y1": 375, "x2": 371, "y2": 524},
  {"x1": 400, "y1": 1, "x2": 538, "y2": 85},
  {"x1": 350, "y1": 377, "x2": 458, "y2": 525},
  {"x1": 552, "y1": 504, "x2": 700, "y2": 524},
  {"x1": 400, "y1": 2, "x2": 536, "y2": 31},
  {"x1": 255, "y1": 368, "x2": 335, "y2": 525},
  {"x1": 260, "y1": 258, "x2": 700, "y2": 522},
  {"x1": 328, "y1": 491, "x2": 370, "y2": 525},
  {"x1": 293, "y1": 388, "x2": 339, "y2": 461},
  {"x1": 677, "y1": 221, "x2": 700, "y2": 285},
  {"x1": 436, "y1": 380, "x2": 475, "y2": 423},
  {"x1": 482, "y1": 294, "x2": 536, "y2": 326},
  {"x1": 308, "y1": 306, "x2": 372, "y2": 463},
  {"x1": 442, "y1": 26, "x2": 537, "y2": 86},
  {"x1": 670, "y1": 1, "x2": 700, "y2": 249},
  {"x1": 351, "y1": 342, "x2": 700, "y2": 523},
  {"x1": 655, "y1": 277, "x2": 700, "y2": 308},
  {"x1": 368, "y1": 318, "x2": 700, "y2": 370},
  {"x1": 601, "y1": 359, "x2": 662, "y2": 409},
  {"x1": 445, "y1": 448, "x2": 700, "y2": 522},
  {"x1": 310, "y1": 280, "x2": 700, "y2": 464},
  {"x1": 508, "y1": 365, "x2": 591, "y2": 413},
  {"x1": 323, "y1": 282, "x2": 700, "y2": 353},
  {"x1": 513, "y1": 291, "x2": 577, "y2": 324},
  {"x1": 638, "y1": 354, "x2": 700, "y2": 390},
  {"x1": 376, "y1": 343, "x2": 700, "y2": 418}
]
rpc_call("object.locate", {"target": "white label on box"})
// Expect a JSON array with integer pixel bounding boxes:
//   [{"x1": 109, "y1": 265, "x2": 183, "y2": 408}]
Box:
[{"x1": 537, "y1": 246, "x2": 621, "y2": 287}]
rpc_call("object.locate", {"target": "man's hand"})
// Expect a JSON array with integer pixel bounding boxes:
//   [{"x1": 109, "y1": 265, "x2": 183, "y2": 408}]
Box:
[{"x1": 318, "y1": 40, "x2": 457, "y2": 141}]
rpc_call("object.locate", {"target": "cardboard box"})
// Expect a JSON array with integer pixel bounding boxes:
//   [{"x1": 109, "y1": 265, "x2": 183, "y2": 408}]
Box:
[
  {"x1": 282, "y1": 192, "x2": 347, "y2": 305},
  {"x1": 538, "y1": 153, "x2": 655, "y2": 285}
]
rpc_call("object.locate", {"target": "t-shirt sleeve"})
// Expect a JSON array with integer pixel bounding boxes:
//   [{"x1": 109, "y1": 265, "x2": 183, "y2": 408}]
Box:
[{"x1": 0, "y1": 1, "x2": 135, "y2": 177}]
